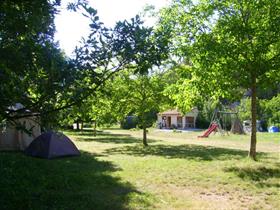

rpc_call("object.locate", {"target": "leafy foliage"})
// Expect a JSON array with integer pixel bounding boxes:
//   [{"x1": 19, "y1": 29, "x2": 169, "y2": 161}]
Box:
[
  {"x1": 262, "y1": 94, "x2": 280, "y2": 127},
  {"x1": 158, "y1": 0, "x2": 280, "y2": 159},
  {"x1": 159, "y1": 0, "x2": 280, "y2": 108},
  {"x1": 109, "y1": 69, "x2": 170, "y2": 145},
  {"x1": 0, "y1": 0, "x2": 171, "y2": 132},
  {"x1": 0, "y1": 0, "x2": 70, "y2": 123}
]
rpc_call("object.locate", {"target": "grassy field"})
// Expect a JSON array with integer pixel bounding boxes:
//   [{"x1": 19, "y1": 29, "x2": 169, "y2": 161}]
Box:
[{"x1": 0, "y1": 128, "x2": 279, "y2": 210}]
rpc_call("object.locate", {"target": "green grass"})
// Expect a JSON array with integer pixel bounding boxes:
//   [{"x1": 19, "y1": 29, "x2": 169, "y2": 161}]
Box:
[{"x1": 0, "y1": 129, "x2": 279, "y2": 210}]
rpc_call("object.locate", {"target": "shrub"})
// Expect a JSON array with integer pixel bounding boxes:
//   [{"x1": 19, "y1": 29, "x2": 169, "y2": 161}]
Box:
[{"x1": 121, "y1": 116, "x2": 138, "y2": 129}]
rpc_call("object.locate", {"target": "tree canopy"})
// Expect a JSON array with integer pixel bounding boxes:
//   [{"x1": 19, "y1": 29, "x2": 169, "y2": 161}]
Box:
[
  {"x1": 0, "y1": 0, "x2": 170, "y2": 131},
  {"x1": 0, "y1": 0, "x2": 68, "y2": 123},
  {"x1": 108, "y1": 69, "x2": 169, "y2": 145},
  {"x1": 158, "y1": 0, "x2": 280, "y2": 159}
]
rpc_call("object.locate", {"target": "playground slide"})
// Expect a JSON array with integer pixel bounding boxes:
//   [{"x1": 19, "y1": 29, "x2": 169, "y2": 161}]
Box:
[{"x1": 198, "y1": 123, "x2": 218, "y2": 138}]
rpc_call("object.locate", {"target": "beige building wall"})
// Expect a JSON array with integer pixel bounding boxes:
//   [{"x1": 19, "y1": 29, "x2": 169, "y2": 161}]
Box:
[
  {"x1": 0, "y1": 117, "x2": 41, "y2": 151},
  {"x1": 157, "y1": 108, "x2": 199, "y2": 129},
  {"x1": 171, "y1": 115, "x2": 177, "y2": 126}
]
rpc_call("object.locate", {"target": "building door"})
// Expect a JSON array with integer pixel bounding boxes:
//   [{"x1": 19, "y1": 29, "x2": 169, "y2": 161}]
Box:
[{"x1": 167, "y1": 116, "x2": 171, "y2": 128}]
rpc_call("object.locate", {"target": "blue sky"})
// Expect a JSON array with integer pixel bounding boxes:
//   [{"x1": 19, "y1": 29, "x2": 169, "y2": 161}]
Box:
[{"x1": 54, "y1": 0, "x2": 169, "y2": 57}]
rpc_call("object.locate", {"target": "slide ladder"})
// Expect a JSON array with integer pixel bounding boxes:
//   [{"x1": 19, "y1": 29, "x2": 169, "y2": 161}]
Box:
[{"x1": 198, "y1": 123, "x2": 218, "y2": 138}]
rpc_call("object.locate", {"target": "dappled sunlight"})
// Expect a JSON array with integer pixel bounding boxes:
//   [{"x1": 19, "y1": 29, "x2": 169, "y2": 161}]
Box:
[
  {"x1": 1, "y1": 130, "x2": 279, "y2": 210},
  {"x1": 66, "y1": 129, "x2": 159, "y2": 144},
  {"x1": 225, "y1": 166, "x2": 280, "y2": 188},
  {"x1": 104, "y1": 144, "x2": 250, "y2": 161},
  {"x1": 102, "y1": 129, "x2": 280, "y2": 153},
  {"x1": 2, "y1": 0, "x2": 279, "y2": 209},
  {"x1": 77, "y1": 137, "x2": 141, "y2": 144}
]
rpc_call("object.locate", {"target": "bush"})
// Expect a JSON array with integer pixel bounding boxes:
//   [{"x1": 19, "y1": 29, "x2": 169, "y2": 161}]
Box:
[
  {"x1": 195, "y1": 101, "x2": 216, "y2": 129},
  {"x1": 171, "y1": 124, "x2": 177, "y2": 129},
  {"x1": 121, "y1": 116, "x2": 138, "y2": 129},
  {"x1": 238, "y1": 95, "x2": 280, "y2": 129},
  {"x1": 263, "y1": 94, "x2": 280, "y2": 127},
  {"x1": 196, "y1": 113, "x2": 210, "y2": 129}
]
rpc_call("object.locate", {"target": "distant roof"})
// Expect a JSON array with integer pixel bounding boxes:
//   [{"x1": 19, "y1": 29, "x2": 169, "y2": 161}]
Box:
[
  {"x1": 158, "y1": 108, "x2": 198, "y2": 115},
  {"x1": 159, "y1": 109, "x2": 181, "y2": 115}
]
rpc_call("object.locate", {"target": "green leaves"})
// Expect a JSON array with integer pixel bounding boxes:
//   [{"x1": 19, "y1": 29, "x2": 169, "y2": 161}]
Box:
[
  {"x1": 108, "y1": 69, "x2": 169, "y2": 127},
  {"x1": 158, "y1": 0, "x2": 280, "y2": 108},
  {"x1": 1, "y1": 1, "x2": 171, "y2": 129},
  {"x1": 0, "y1": 0, "x2": 69, "y2": 121},
  {"x1": 158, "y1": 0, "x2": 280, "y2": 158}
]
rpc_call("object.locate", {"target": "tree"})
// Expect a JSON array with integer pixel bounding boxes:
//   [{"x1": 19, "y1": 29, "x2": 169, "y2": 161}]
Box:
[
  {"x1": 98, "y1": 16, "x2": 171, "y2": 146},
  {"x1": 158, "y1": 0, "x2": 280, "y2": 159},
  {"x1": 57, "y1": 89, "x2": 116, "y2": 135},
  {"x1": 110, "y1": 70, "x2": 169, "y2": 146},
  {"x1": 0, "y1": 0, "x2": 169, "y2": 132},
  {"x1": 0, "y1": 0, "x2": 70, "y2": 124},
  {"x1": 54, "y1": 2, "x2": 170, "y2": 124}
]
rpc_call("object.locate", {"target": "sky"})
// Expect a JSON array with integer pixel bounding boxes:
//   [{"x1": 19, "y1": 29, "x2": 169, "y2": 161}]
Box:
[{"x1": 54, "y1": 0, "x2": 170, "y2": 57}]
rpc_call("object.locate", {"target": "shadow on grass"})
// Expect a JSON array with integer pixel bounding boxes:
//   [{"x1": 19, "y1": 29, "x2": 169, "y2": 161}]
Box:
[
  {"x1": 76, "y1": 136, "x2": 158, "y2": 145},
  {"x1": 76, "y1": 136, "x2": 140, "y2": 143},
  {"x1": 225, "y1": 166, "x2": 280, "y2": 188},
  {"x1": 65, "y1": 130, "x2": 131, "y2": 138},
  {"x1": 104, "y1": 144, "x2": 252, "y2": 161},
  {"x1": 0, "y1": 151, "x2": 153, "y2": 210},
  {"x1": 102, "y1": 128, "x2": 124, "y2": 130},
  {"x1": 71, "y1": 131, "x2": 158, "y2": 144},
  {"x1": 95, "y1": 132, "x2": 131, "y2": 137}
]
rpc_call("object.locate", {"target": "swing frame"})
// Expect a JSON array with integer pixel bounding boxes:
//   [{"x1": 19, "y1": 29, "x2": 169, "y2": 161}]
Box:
[{"x1": 209, "y1": 109, "x2": 242, "y2": 135}]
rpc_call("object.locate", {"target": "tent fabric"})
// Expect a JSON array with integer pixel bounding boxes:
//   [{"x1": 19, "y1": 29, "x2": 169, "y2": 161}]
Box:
[
  {"x1": 230, "y1": 119, "x2": 245, "y2": 134},
  {"x1": 0, "y1": 117, "x2": 41, "y2": 151},
  {"x1": 24, "y1": 131, "x2": 80, "y2": 159}
]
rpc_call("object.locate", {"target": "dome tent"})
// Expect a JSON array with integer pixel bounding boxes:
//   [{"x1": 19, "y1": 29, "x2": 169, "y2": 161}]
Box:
[{"x1": 24, "y1": 131, "x2": 80, "y2": 159}]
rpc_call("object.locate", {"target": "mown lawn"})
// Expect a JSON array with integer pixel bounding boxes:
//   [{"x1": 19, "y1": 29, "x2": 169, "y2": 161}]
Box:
[{"x1": 0, "y1": 129, "x2": 279, "y2": 210}]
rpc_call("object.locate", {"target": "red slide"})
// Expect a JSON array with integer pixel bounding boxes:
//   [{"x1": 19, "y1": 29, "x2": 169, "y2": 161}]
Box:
[{"x1": 198, "y1": 123, "x2": 218, "y2": 138}]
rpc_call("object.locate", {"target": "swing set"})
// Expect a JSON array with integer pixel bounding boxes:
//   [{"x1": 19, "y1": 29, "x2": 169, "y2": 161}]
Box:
[{"x1": 198, "y1": 109, "x2": 244, "y2": 138}]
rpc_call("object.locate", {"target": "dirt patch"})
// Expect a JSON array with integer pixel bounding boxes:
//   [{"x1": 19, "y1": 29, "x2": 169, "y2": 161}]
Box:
[{"x1": 146, "y1": 184, "x2": 265, "y2": 210}]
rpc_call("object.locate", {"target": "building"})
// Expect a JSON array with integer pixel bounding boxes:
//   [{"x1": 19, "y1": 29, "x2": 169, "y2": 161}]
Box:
[
  {"x1": 0, "y1": 103, "x2": 41, "y2": 151},
  {"x1": 157, "y1": 108, "x2": 198, "y2": 129},
  {"x1": 0, "y1": 116, "x2": 41, "y2": 151}
]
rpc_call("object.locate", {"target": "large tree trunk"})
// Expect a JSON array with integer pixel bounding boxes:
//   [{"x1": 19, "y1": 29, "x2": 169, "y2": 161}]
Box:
[
  {"x1": 249, "y1": 74, "x2": 257, "y2": 160},
  {"x1": 143, "y1": 125, "x2": 148, "y2": 146}
]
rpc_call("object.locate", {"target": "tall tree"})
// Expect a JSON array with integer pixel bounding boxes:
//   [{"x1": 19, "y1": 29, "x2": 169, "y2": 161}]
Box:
[
  {"x1": 57, "y1": 89, "x2": 116, "y2": 135},
  {"x1": 110, "y1": 70, "x2": 169, "y2": 146},
  {"x1": 159, "y1": 0, "x2": 280, "y2": 159},
  {"x1": 105, "y1": 19, "x2": 170, "y2": 145},
  {"x1": 54, "y1": 2, "x2": 170, "y2": 120},
  {"x1": 0, "y1": 0, "x2": 169, "y2": 132},
  {"x1": 0, "y1": 0, "x2": 69, "y2": 124}
]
